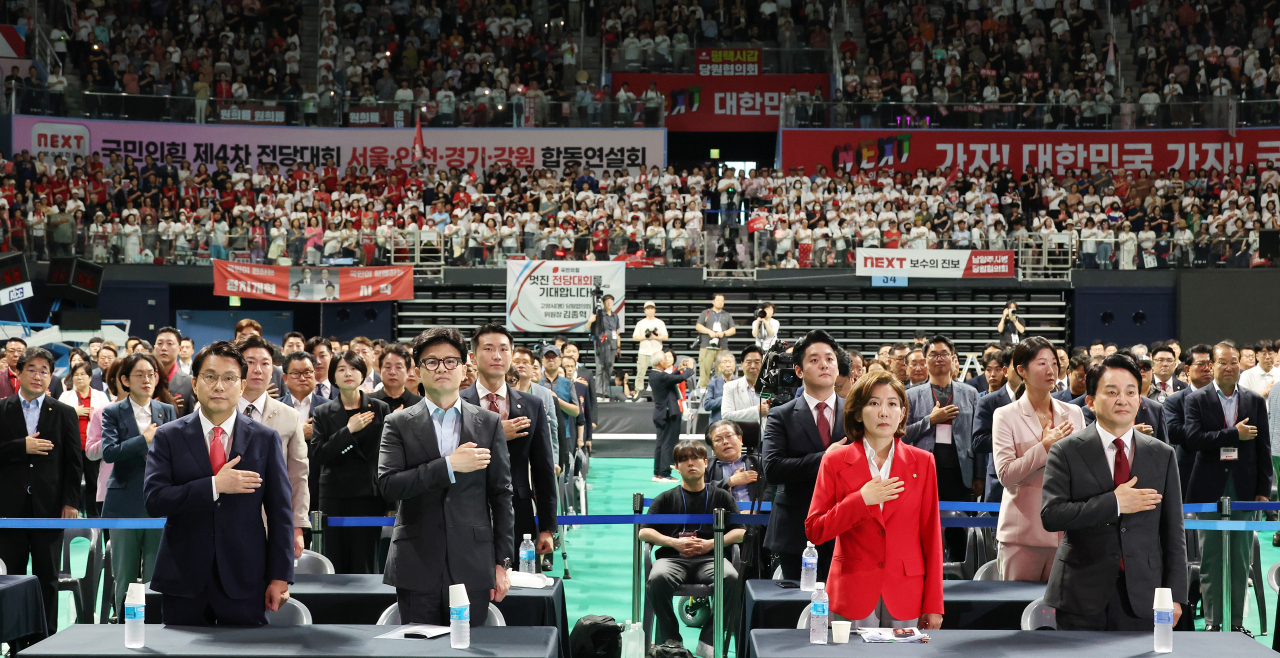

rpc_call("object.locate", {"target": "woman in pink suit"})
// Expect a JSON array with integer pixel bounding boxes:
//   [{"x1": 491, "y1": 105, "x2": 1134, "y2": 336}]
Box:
[
  {"x1": 993, "y1": 337, "x2": 1084, "y2": 581},
  {"x1": 806, "y1": 370, "x2": 945, "y2": 629}
]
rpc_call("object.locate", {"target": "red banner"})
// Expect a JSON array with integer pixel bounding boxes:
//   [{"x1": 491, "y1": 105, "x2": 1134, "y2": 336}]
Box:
[
  {"x1": 695, "y1": 48, "x2": 762, "y2": 76},
  {"x1": 218, "y1": 104, "x2": 287, "y2": 125},
  {"x1": 611, "y1": 73, "x2": 829, "y2": 132},
  {"x1": 213, "y1": 260, "x2": 414, "y2": 303},
  {"x1": 779, "y1": 127, "x2": 1280, "y2": 175}
]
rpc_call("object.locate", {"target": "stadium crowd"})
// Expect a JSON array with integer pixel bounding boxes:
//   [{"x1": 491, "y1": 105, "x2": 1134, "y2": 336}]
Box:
[{"x1": 0, "y1": 147, "x2": 1273, "y2": 269}]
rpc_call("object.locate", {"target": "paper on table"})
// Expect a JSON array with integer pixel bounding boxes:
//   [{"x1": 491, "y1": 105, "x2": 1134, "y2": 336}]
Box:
[
  {"x1": 375, "y1": 624, "x2": 452, "y2": 640},
  {"x1": 857, "y1": 627, "x2": 929, "y2": 643},
  {"x1": 509, "y1": 571, "x2": 553, "y2": 589}
]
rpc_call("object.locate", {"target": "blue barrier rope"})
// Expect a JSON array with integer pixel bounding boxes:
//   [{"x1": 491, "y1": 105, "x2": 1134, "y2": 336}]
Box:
[
  {"x1": 0, "y1": 518, "x2": 164, "y2": 529},
  {"x1": 939, "y1": 502, "x2": 1001, "y2": 512}
]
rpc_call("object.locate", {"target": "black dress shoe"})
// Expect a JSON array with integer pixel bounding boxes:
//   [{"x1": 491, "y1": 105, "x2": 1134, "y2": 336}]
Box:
[
  {"x1": 1273, "y1": 531, "x2": 1280, "y2": 547},
  {"x1": 1232, "y1": 626, "x2": 1255, "y2": 638}
]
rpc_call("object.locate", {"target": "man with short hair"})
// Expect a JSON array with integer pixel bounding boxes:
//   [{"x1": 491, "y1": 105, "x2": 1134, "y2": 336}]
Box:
[
  {"x1": 762, "y1": 330, "x2": 847, "y2": 580},
  {"x1": 178, "y1": 337, "x2": 195, "y2": 375},
  {"x1": 462, "y1": 325, "x2": 557, "y2": 571},
  {"x1": 234, "y1": 318, "x2": 263, "y2": 340},
  {"x1": 702, "y1": 352, "x2": 736, "y2": 423},
  {"x1": 371, "y1": 344, "x2": 422, "y2": 411},
  {"x1": 282, "y1": 332, "x2": 307, "y2": 357},
  {"x1": 154, "y1": 326, "x2": 193, "y2": 416},
  {"x1": 350, "y1": 337, "x2": 382, "y2": 392},
  {"x1": 705, "y1": 419, "x2": 768, "y2": 506},
  {"x1": 1054, "y1": 354, "x2": 1090, "y2": 402},
  {"x1": 560, "y1": 344, "x2": 594, "y2": 454},
  {"x1": 906, "y1": 348, "x2": 929, "y2": 387},
  {"x1": 640, "y1": 440, "x2": 744, "y2": 658},
  {"x1": 586, "y1": 294, "x2": 621, "y2": 397},
  {"x1": 1185, "y1": 341, "x2": 1271, "y2": 633},
  {"x1": 1041, "y1": 356, "x2": 1187, "y2": 631},
  {"x1": 379, "y1": 326, "x2": 514, "y2": 626},
  {"x1": 887, "y1": 342, "x2": 912, "y2": 382},
  {"x1": 281, "y1": 350, "x2": 322, "y2": 550},
  {"x1": 91, "y1": 342, "x2": 119, "y2": 393},
  {"x1": 1148, "y1": 343, "x2": 1187, "y2": 404},
  {"x1": 540, "y1": 345, "x2": 581, "y2": 471},
  {"x1": 650, "y1": 350, "x2": 695, "y2": 481},
  {"x1": 1240, "y1": 339, "x2": 1277, "y2": 400},
  {"x1": 721, "y1": 346, "x2": 768, "y2": 424},
  {"x1": 511, "y1": 346, "x2": 560, "y2": 465},
  {"x1": 0, "y1": 336, "x2": 28, "y2": 397},
  {"x1": 973, "y1": 347, "x2": 1020, "y2": 502},
  {"x1": 1164, "y1": 344, "x2": 1215, "y2": 498},
  {"x1": 695, "y1": 294, "x2": 737, "y2": 388},
  {"x1": 633, "y1": 301, "x2": 669, "y2": 392},
  {"x1": 307, "y1": 336, "x2": 340, "y2": 401},
  {"x1": 0, "y1": 346, "x2": 81, "y2": 637}
]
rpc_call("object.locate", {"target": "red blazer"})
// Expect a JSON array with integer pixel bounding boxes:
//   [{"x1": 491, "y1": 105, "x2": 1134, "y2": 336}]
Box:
[{"x1": 805, "y1": 438, "x2": 944, "y2": 622}]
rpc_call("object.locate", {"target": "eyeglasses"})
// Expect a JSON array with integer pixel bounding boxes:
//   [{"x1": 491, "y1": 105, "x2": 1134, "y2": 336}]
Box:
[
  {"x1": 130, "y1": 371, "x2": 159, "y2": 381},
  {"x1": 198, "y1": 372, "x2": 243, "y2": 387},
  {"x1": 287, "y1": 369, "x2": 315, "y2": 379},
  {"x1": 421, "y1": 357, "x2": 463, "y2": 371},
  {"x1": 1153, "y1": 357, "x2": 1177, "y2": 365},
  {"x1": 926, "y1": 352, "x2": 952, "y2": 361}
]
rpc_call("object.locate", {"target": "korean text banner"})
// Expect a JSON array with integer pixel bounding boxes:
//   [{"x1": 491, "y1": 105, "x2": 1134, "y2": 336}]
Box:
[
  {"x1": 779, "y1": 128, "x2": 1280, "y2": 175},
  {"x1": 695, "y1": 48, "x2": 762, "y2": 76},
  {"x1": 213, "y1": 261, "x2": 414, "y2": 303},
  {"x1": 13, "y1": 116, "x2": 667, "y2": 171},
  {"x1": 855, "y1": 249, "x2": 1014, "y2": 279},
  {"x1": 610, "y1": 73, "x2": 828, "y2": 132},
  {"x1": 506, "y1": 260, "x2": 625, "y2": 333}
]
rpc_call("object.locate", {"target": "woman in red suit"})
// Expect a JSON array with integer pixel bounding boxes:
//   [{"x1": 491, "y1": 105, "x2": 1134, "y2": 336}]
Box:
[{"x1": 806, "y1": 370, "x2": 945, "y2": 629}]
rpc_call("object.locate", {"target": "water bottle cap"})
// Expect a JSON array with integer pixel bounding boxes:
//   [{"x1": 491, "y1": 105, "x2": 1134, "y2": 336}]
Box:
[
  {"x1": 806, "y1": 541, "x2": 814, "y2": 547},
  {"x1": 815, "y1": 582, "x2": 825, "y2": 590},
  {"x1": 524, "y1": 533, "x2": 531, "y2": 539}
]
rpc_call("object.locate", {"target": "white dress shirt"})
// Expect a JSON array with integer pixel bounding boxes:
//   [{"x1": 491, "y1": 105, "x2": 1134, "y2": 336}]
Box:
[
  {"x1": 476, "y1": 380, "x2": 509, "y2": 419},
  {"x1": 864, "y1": 439, "x2": 896, "y2": 509},
  {"x1": 198, "y1": 411, "x2": 236, "y2": 500},
  {"x1": 129, "y1": 397, "x2": 153, "y2": 433},
  {"x1": 424, "y1": 396, "x2": 462, "y2": 483},
  {"x1": 1240, "y1": 365, "x2": 1276, "y2": 400},
  {"x1": 1097, "y1": 423, "x2": 1134, "y2": 516},
  {"x1": 803, "y1": 390, "x2": 837, "y2": 436},
  {"x1": 237, "y1": 391, "x2": 270, "y2": 423},
  {"x1": 289, "y1": 391, "x2": 315, "y2": 420}
]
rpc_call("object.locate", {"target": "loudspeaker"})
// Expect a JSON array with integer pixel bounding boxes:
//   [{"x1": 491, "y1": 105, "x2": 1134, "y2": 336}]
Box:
[
  {"x1": 1260, "y1": 230, "x2": 1280, "y2": 260},
  {"x1": 55, "y1": 310, "x2": 102, "y2": 331}
]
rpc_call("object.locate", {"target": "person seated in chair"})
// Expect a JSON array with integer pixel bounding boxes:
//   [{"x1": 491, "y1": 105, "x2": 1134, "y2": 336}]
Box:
[{"x1": 639, "y1": 440, "x2": 745, "y2": 658}]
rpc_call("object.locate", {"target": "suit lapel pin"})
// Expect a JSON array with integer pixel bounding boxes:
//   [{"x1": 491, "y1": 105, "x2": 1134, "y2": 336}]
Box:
[{"x1": 912, "y1": 473, "x2": 917, "y2": 478}]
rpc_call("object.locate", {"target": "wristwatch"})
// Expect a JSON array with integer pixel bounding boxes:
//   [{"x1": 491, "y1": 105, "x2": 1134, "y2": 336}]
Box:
[{"x1": 502, "y1": 558, "x2": 512, "y2": 570}]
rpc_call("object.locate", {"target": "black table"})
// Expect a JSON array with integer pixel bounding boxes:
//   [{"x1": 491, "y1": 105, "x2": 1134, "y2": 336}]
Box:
[
  {"x1": 750, "y1": 628, "x2": 1272, "y2": 658},
  {"x1": 23, "y1": 624, "x2": 559, "y2": 658},
  {"x1": 744, "y1": 579, "x2": 1046, "y2": 656},
  {"x1": 145, "y1": 576, "x2": 569, "y2": 657},
  {"x1": 0, "y1": 575, "x2": 47, "y2": 644}
]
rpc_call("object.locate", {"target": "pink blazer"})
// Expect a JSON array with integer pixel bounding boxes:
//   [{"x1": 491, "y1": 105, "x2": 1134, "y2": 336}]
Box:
[
  {"x1": 83, "y1": 405, "x2": 114, "y2": 503},
  {"x1": 992, "y1": 395, "x2": 1085, "y2": 547}
]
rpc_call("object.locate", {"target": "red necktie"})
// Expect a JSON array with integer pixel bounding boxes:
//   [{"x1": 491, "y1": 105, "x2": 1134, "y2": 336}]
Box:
[
  {"x1": 210, "y1": 426, "x2": 227, "y2": 474},
  {"x1": 815, "y1": 401, "x2": 831, "y2": 446},
  {"x1": 485, "y1": 392, "x2": 506, "y2": 420},
  {"x1": 1113, "y1": 438, "x2": 1130, "y2": 570}
]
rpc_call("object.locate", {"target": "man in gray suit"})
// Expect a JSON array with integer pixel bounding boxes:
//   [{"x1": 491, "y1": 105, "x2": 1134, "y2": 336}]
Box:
[
  {"x1": 904, "y1": 335, "x2": 981, "y2": 558},
  {"x1": 378, "y1": 326, "x2": 515, "y2": 626},
  {"x1": 1042, "y1": 355, "x2": 1187, "y2": 630},
  {"x1": 153, "y1": 327, "x2": 193, "y2": 416}
]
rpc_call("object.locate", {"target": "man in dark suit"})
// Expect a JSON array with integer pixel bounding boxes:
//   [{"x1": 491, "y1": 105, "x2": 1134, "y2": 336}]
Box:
[
  {"x1": 1041, "y1": 355, "x2": 1187, "y2": 630},
  {"x1": 280, "y1": 350, "x2": 325, "y2": 551},
  {"x1": 0, "y1": 346, "x2": 82, "y2": 636},
  {"x1": 153, "y1": 326, "x2": 193, "y2": 416},
  {"x1": 306, "y1": 336, "x2": 341, "y2": 402},
  {"x1": 762, "y1": 330, "x2": 847, "y2": 580},
  {"x1": 650, "y1": 349, "x2": 695, "y2": 482},
  {"x1": 90, "y1": 342, "x2": 119, "y2": 394},
  {"x1": 463, "y1": 325, "x2": 557, "y2": 570},
  {"x1": 379, "y1": 326, "x2": 514, "y2": 626},
  {"x1": 1184, "y1": 340, "x2": 1272, "y2": 633},
  {"x1": 143, "y1": 341, "x2": 294, "y2": 626},
  {"x1": 1163, "y1": 344, "x2": 1215, "y2": 496},
  {"x1": 0, "y1": 336, "x2": 28, "y2": 398},
  {"x1": 1053, "y1": 354, "x2": 1091, "y2": 402},
  {"x1": 705, "y1": 419, "x2": 770, "y2": 506},
  {"x1": 972, "y1": 348, "x2": 1017, "y2": 503}
]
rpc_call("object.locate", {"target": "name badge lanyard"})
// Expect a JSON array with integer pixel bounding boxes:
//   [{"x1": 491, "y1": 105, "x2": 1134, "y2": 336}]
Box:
[{"x1": 681, "y1": 488, "x2": 710, "y2": 536}]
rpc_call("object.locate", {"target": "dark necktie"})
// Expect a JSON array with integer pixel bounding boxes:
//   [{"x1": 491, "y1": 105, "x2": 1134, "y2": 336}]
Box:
[
  {"x1": 1113, "y1": 437, "x2": 1130, "y2": 570},
  {"x1": 244, "y1": 403, "x2": 256, "y2": 420},
  {"x1": 485, "y1": 392, "x2": 505, "y2": 420},
  {"x1": 815, "y1": 401, "x2": 831, "y2": 446}
]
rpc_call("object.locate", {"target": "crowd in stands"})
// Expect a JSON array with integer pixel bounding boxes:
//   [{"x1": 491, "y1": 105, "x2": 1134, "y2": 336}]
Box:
[{"x1": 1, "y1": 145, "x2": 1276, "y2": 269}]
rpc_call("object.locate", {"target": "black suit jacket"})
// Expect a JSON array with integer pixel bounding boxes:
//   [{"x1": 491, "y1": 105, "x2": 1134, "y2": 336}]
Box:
[
  {"x1": 973, "y1": 387, "x2": 1012, "y2": 503},
  {"x1": 1042, "y1": 426, "x2": 1188, "y2": 617},
  {"x1": 761, "y1": 395, "x2": 846, "y2": 555},
  {"x1": 0, "y1": 394, "x2": 82, "y2": 517},
  {"x1": 1182, "y1": 384, "x2": 1272, "y2": 503},
  {"x1": 461, "y1": 385, "x2": 557, "y2": 535},
  {"x1": 1162, "y1": 386, "x2": 1198, "y2": 497},
  {"x1": 1051, "y1": 388, "x2": 1077, "y2": 402},
  {"x1": 967, "y1": 373, "x2": 989, "y2": 394},
  {"x1": 311, "y1": 393, "x2": 391, "y2": 499},
  {"x1": 1071, "y1": 393, "x2": 1167, "y2": 443},
  {"x1": 650, "y1": 368, "x2": 694, "y2": 422},
  {"x1": 706, "y1": 452, "x2": 773, "y2": 505}
]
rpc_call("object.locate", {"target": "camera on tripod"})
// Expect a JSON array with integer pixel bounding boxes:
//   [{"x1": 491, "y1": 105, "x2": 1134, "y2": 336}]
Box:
[{"x1": 756, "y1": 341, "x2": 799, "y2": 407}]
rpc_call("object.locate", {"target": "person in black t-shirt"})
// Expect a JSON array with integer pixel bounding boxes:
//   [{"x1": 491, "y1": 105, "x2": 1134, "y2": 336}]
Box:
[
  {"x1": 640, "y1": 440, "x2": 744, "y2": 658},
  {"x1": 370, "y1": 344, "x2": 422, "y2": 412}
]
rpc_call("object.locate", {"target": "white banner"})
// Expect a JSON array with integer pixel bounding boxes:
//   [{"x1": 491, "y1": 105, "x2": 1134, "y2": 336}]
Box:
[
  {"x1": 855, "y1": 248, "x2": 1016, "y2": 278},
  {"x1": 13, "y1": 116, "x2": 666, "y2": 171},
  {"x1": 506, "y1": 261, "x2": 626, "y2": 333}
]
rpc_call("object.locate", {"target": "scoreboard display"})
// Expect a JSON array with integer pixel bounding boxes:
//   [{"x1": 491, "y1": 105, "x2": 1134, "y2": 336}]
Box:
[{"x1": 45, "y1": 258, "x2": 104, "y2": 306}]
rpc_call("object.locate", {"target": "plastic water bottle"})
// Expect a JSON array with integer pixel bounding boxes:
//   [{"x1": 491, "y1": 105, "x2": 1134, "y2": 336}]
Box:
[
  {"x1": 1153, "y1": 587, "x2": 1174, "y2": 653},
  {"x1": 124, "y1": 582, "x2": 146, "y2": 649},
  {"x1": 520, "y1": 534, "x2": 536, "y2": 574},
  {"x1": 809, "y1": 582, "x2": 829, "y2": 645},
  {"x1": 800, "y1": 542, "x2": 818, "y2": 591},
  {"x1": 449, "y1": 584, "x2": 470, "y2": 649},
  {"x1": 622, "y1": 620, "x2": 642, "y2": 658}
]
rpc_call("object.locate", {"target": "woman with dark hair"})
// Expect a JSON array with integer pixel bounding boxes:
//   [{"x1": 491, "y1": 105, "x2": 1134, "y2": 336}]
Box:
[
  {"x1": 991, "y1": 337, "x2": 1085, "y2": 581},
  {"x1": 100, "y1": 352, "x2": 178, "y2": 616},
  {"x1": 58, "y1": 361, "x2": 110, "y2": 516},
  {"x1": 310, "y1": 350, "x2": 391, "y2": 573},
  {"x1": 805, "y1": 370, "x2": 945, "y2": 629}
]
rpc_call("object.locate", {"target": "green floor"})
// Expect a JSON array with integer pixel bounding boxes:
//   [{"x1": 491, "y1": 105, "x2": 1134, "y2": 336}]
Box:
[{"x1": 47, "y1": 457, "x2": 1280, "y2": 649}]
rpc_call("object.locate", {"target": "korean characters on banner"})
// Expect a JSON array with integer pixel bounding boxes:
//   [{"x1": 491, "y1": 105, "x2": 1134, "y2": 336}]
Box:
[
  {"x1": 777, "y1": 128, "x2": 1280, "y2": 175},
  {"x1": 695, "y1": 48, "x2": 762, "y2": 76},
  {"x1": 609, "y1": 73, "x2": 828, "y2": 131},
  {"x1": 213, "y1": 261, "x2": 415, "y2": 303},
  {"x1": 505, "y1": 260, "x2": 626, "y2": 333},
  {"x1": 15, "y1": 117, "x2": 667, "y2": 171},
  {"x1": 855, "y1": 248, "x2": 1015, "y2": 278}
]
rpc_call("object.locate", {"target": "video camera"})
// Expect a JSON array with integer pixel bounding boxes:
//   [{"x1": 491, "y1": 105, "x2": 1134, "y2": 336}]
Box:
[{"x1": 756, "y1": 341, "x2": 799, "y2": 407}]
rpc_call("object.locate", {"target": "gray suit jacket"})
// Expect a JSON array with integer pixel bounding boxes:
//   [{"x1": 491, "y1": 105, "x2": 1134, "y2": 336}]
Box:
[
  {"x1": 167, "y1": 368, "x2": 194, "y2": 417},
  {"x1": 255, "y1": 396, "x2": 311, "y2": 528},
  {"x1": 377, "y1": 398, "x2": 515, "y2": 611},
  {"x1": 903, "y1": 380, "x2": 980, "y2": 485},
  {"x1": 1041, "y1": 425, "x2": 1188, "y2": 617}
]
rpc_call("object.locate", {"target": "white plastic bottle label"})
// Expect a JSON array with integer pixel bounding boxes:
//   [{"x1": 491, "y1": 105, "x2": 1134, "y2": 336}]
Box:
[
  {"x1": 811, "y1": 602, "x2": 828, "y2": 617},
  {"x1": 450, "y1": 605, "x2": 470, "y2": 622},
  {"x1": 125, "y1": 604, "x2": 144, "y2": 620},
  {"x1": 1154, "y1": 610, "x2": 1173, "y2": 624},
  {"x1": 802, "y1": 557, "x2": 817, "y2": 570}
]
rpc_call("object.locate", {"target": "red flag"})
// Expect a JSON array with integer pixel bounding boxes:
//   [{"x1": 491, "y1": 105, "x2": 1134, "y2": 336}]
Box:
[
  {"x1": 413, "y1": 111, "x2": 425, "y2": 162},
  {"x1": 942, "y1": 167, "x2": 960, "y2": 191}
]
